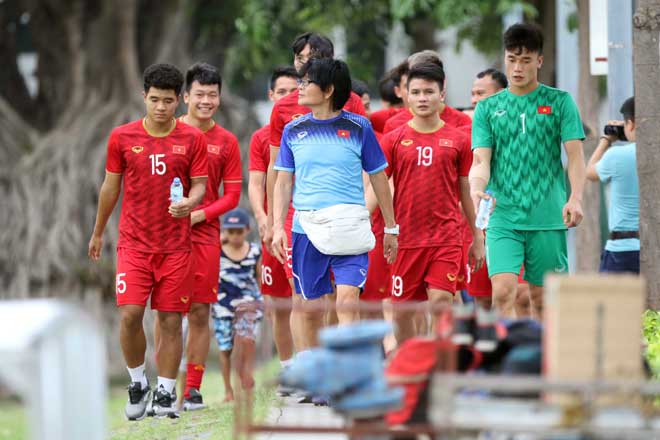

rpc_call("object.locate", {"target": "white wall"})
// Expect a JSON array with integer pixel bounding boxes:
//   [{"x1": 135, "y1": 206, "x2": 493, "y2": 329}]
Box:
[{"x1": 435, "y1": 28, "x2": 499, "y2": 109}]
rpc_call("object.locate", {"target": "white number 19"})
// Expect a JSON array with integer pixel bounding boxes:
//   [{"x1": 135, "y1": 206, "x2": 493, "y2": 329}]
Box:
[
  {"x1": 520, "y1": 113, "x2": 526, "y2": 134},
  {"x1": 416, "y1": 146, "x2": 433, "y2": 166}
]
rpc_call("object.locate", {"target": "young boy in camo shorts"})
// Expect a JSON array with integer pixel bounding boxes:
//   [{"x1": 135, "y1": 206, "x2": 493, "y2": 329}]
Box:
[{"x1": 212, "y1": 208, "x2": 263, "y2": 402}]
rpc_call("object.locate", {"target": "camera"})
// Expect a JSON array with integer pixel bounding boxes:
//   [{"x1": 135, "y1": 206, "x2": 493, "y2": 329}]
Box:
[{"x1": 604, "y1": 124, "x2": 627, "y2": 141}]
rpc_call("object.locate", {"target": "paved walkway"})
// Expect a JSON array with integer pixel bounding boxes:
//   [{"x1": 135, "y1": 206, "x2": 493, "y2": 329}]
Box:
[{"x1": 254, "y1": 395, "x2": 348, "y2": 440}]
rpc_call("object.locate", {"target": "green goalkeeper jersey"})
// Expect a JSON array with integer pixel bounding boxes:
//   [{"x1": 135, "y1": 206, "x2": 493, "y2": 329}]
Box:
[{"x1": 471, "y1": 84, "x2": 585, "y2": 230}]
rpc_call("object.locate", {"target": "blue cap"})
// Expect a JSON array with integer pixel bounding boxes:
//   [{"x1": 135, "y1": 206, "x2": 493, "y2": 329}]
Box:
[{"x1": 222, "y1": 208, "x2": 251, "y2": 229}]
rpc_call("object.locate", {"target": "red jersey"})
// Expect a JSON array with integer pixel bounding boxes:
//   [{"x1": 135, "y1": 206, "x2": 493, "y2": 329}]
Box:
[
  {"x1": 192, "y1": 122, "x2": 242, "y2": 245},
  {"x1": 382, "y1": 105, "x2": 472, "y2": 134},
  {"x1": 269, "y1": 90, "x2": 367, "y2": 147},
  {"x1": 370, "y1": 107, "x2": 400, "y2": 134},
  {"x1": 381, "y1": 122, "x2": 471, "y2": 249},
  {"x1": 248, "y1": 124, "x2": 295, "y2": 228},
  {"x1": 248, "y1": 124, "x2": 271, "y2": 174},
  {"x1": 106, "y1": 119, "x2": 208, "y2": 253}
]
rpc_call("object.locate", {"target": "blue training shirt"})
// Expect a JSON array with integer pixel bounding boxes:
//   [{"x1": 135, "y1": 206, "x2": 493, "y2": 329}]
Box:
[
  {"x1": 274, "y1": 110, "x2": 387, "y2": 233},
  {"x1": 596, "y1": 142, "x2": 639, "y2": 252}
]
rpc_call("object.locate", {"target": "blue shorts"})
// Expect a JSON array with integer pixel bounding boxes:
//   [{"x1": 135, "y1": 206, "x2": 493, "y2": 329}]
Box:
[
  {"x1": 599, "y1": 250, "x2": 640, "y2": 274},
  {"x1": 212, "y1": 301, "x2": 263, "y2": 351},
  {"x1": 291, "y1": 232, "x2": 369, "y2": 300}
]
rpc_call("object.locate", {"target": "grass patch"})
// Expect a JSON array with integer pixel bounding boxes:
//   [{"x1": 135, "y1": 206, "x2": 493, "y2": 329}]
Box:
[
  {"x1": 0, "y1": 359, "x2": 279, "y2": 440},
  {"x1": 644, "y1": 309, "x2": 660, "y2": 377},
  {"x1": 108, "y1": 359, "x2": 280, "y2": 440},
  {"x1": 0, "y1": 399, "x2": 26, "y2": 440}
]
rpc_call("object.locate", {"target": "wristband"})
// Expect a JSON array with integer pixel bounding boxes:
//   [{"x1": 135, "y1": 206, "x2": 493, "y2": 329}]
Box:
[{"x1": 384, "y1": 225, "x2": 400, "y2": 235}]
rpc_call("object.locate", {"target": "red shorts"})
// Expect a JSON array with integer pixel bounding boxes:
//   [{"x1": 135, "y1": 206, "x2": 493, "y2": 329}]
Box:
[
  {"x1": 261, "y1": 244, "x2": 292, "y2": 297},
  {"x1": 457, "y1": 240, "x2": 472, "y2": 291},
  {"x1": 468, "y1": 263, "x2": 528, "y2": 297},
  {"x1": 468, "y1": 260, "x2": 492, "y2": 297},
  {"x1": 362, "y1": 242, "x2": 391, "y2": 301},
  {"x1": 391, "y1": 247, "x2": 462, "y2": 302},
  {"x1": 456, "y1": 215, "x2": 473, "y2": 291},
  {"x1": 116, "y1": 248, "x2": 193, "y2": 312},
  {"x1": 191, "y1": 242, "x2": 220, "y2": 304}
]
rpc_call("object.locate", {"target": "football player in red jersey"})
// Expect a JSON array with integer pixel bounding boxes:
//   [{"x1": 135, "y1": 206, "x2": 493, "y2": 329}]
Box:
[
  {"x1": 369, "y1": 70, "x2": 404, "y2": 135},
  {"x1": 176, "y1": 63, "x2": 242, "y2": 410},
  {"x1": 352, "y1": 79, "x2": 372, "y2": 117},
  {"x1": 88, "y1": 64, "x2": 208, "y2": 419},
  {"x1": 379, "y1": 63, "x2": 485, "y2": 344},
  {"x1": 247, "y1": 66, "x2": 299, "y2": 391}
]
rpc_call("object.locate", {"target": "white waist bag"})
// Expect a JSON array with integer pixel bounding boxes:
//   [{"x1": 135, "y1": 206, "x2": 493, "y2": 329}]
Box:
[{"x1": 297, "y1": 204, "x2": 375, "y2": 255}]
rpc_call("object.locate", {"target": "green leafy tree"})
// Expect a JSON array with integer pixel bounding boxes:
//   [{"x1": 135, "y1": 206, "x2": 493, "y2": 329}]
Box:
[{"x1": 228, "y1": 0, "x2": 536, "y2": 90}]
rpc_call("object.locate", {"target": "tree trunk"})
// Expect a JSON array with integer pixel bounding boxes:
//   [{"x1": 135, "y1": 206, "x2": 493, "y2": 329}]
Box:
[
  {"x1": 633, "y1": 2, "x2": 660, "y2": 309},
  {"x1": 407, "y1": 16, "x2": 438, "y2": 52},
  {"x1": 536, "y1": 0, "x2": 557, "y2": 86},
  {"x1": 574, "y1": 0, "x2": 603, "y2": 272}
]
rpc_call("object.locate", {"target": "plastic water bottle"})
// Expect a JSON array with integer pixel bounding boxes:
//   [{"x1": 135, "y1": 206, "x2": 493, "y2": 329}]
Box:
[
  {"x1": 475, "y1": 191, "x2": 493, "y2": 230},
  {"x1": 170, "y1": 177, "x2": 183, "y2": 204}
]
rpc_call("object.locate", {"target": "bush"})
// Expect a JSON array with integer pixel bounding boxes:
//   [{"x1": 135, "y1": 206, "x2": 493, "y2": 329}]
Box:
[{"x1": 643, "y1": 309, "x2": 660, "y2": 377}]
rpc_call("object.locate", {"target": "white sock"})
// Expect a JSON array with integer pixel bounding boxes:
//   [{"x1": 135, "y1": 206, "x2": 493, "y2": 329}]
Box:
[
  {"x1": 157, "y1": 376, "x2": 177, "y2": 395},
  {"x1": 127, "y1": 364, "x2": 148, "y2": 388},
  {"x1": 280, "y1": 359, "x2": 292, "y2": 369}
]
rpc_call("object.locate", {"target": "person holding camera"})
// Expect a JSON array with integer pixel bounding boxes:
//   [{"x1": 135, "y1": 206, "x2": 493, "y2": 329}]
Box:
[{"x1": 586, "y1": 97, "x2": 639, "y2": 274}]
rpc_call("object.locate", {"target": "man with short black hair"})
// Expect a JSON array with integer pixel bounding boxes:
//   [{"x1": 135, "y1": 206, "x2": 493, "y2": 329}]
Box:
[
  {"x1": 89, "y1": 63, "x2": 208, "y2": 419},
  {"x1": 471, "y1": 68, "x2": 508, "y2": 108},
  {"x1": 248, "y1": 66, "x2": 299, "y2": 392},
  {"x1": 586, "y1": 96, "x2": 639, "y2": 274},
  {"x1": 352, "y1": 79, "x2": 372, "y2": 116},
  {"x1": 175, "y1": 62, "x2": 242, "y2": 410},
  {"x1": 470, "y1": 23, "x2": 586, "y2": 319},
  {"x1": 370, "y1": 72, "x2": 404, "y2": 135},
  {"x1": 379, "y1": 63, "x2": 484, "y2": 343}
]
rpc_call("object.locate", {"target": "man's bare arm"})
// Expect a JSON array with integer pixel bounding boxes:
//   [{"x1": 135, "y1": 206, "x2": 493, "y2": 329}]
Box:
[
  {"x1": 248, "y1": 170, "x2": 268, "y2": 237},
  {"x1": 468, "y1": 148, "x2": 492, "y2": 209},
  {"x1": 88, "y1": 173, "x2": 122, "y2": 260}
]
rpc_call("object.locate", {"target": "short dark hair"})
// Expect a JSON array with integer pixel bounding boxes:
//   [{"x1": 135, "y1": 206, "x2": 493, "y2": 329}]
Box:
[
  {"x1": 299, "y1": 58, "x2": 351, "y2": 111},
  {"x1": 291, "y1": 32, "x2": 334, "y2": 59},
  {"x1": 503, "y1": 23, "x2": 544, "y2": 55},
  {"x1": 185, "y1": 62, "x2": 222, "y2": 93},
  {"x1": 620, "y1": 96, "x2": 635, "y2": 122},
  {"x1": 270, "y1": 66, "x2": 299, "y2": 90},
  {"x1": 477, "y1": 68, "x2": 508, "y2": 89},
  {"x1": 379, "y1": 77, "x2": 402, "y2": 106},
  {"x1": 407, "y1": 63, "x2": 446, "y2": 91},
  {"x1": 351, "y1": 79, "x2": 369, "y2": 98},
  {"x1": 143, "y1": 63, "x2": 184, "y2": 95},
  {"x1": 392, "y1": 61, "x2": 410, "y2": 87}
]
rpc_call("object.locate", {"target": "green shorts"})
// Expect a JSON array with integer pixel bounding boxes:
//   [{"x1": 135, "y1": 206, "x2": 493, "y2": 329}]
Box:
[{"x1": 485, "y1": 228, "x2": 567, "y2": 286}]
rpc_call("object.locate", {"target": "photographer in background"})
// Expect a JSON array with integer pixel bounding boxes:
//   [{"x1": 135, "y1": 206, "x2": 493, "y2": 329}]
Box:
[{"x1": 586, "y1": 97, "x2": 639, "y2": 274}]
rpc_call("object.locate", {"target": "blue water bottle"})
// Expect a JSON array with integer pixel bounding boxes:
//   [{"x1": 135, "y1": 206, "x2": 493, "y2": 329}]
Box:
[
  {"x1": 170, "y1": 177, "x2": 183, "y2": 204},
  {"x1": 475, "y1": 190, "x2": 493, "y2": 230}
]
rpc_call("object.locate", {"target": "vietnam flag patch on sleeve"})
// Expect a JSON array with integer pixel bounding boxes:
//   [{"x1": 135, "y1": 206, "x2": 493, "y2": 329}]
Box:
[
  {"x1": 537, "y1": 106, "x2": 552, "y2": 114},
  {"x1": 173, "y1": 145, "x2": 186, "y2": 154},
  {"x1": 337, "y1": 129, "x2": 350, "y2": 138}
]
